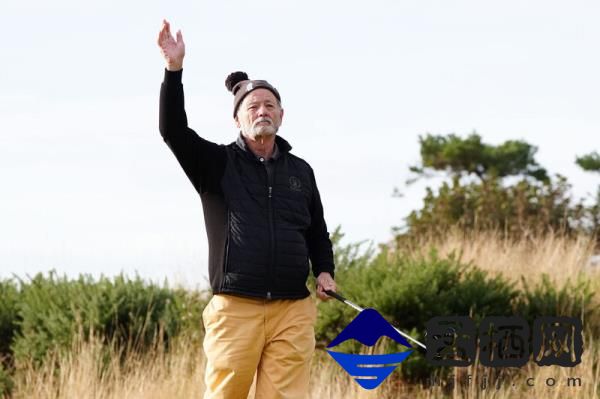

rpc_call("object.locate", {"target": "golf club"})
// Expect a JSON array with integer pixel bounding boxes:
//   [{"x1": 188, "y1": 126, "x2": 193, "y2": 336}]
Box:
[{"x1": 325, "y1": 290, "x2": 427, "y2": 350}]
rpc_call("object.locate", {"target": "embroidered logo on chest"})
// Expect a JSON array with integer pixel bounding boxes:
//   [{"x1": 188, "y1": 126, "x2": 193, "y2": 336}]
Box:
[{"x1": 289, "y1": 176, "x2": 302, "y2": 192}]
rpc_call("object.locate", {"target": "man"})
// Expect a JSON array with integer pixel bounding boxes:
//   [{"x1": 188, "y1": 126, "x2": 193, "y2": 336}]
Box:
[{"x1": 156, "y1": 20, "x2": 337, "y2": 399}]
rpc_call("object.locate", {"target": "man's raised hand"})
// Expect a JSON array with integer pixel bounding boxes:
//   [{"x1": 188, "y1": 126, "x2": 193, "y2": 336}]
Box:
[{"x1": 157, "y1": 19, "x2": 185, "y2": 71}]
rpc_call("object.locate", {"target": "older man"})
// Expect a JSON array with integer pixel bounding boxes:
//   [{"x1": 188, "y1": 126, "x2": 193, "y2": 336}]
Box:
[{"x1": 157, "y1": 20, "x2": 336, "y2": 399}]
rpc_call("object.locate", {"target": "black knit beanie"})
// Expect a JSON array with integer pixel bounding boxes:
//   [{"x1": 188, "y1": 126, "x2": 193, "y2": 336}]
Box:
[{"x1": 225, "y1": 71, "x2": 281, "y2": 118}]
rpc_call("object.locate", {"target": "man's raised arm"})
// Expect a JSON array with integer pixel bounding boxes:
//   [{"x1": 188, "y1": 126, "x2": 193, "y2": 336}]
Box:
[{"x1": 157, "y1": 19, "x2": 225, "y2": 195}]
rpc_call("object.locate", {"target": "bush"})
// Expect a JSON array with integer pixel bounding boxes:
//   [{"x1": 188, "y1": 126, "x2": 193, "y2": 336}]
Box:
[
  {"x1": 0, "y1": 280, "x2": 20, "y2": 364},
  {"x1": 317, "y1": 248, "x2": 517, "y2": 343},
  {"x1": 400, "y1": 175, "x2": 579, "y2": 240},
  {"x1": 517, "y1": 274, "x2": 596, "y2": 332},
  {"x1": 317, "y1": 246, "x2": 518, "y2": 380},
  {"x1": 0, "y1": 363, "x2": 13, "y2": 398},
  {"x1": 11, "y1": 272, "x2": 208, "y2": 366}
]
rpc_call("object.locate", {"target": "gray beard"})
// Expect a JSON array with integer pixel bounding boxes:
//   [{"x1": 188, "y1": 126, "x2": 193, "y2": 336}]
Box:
[{"x1": 249, "y1": 124, "x2": 278, "y2": 139}]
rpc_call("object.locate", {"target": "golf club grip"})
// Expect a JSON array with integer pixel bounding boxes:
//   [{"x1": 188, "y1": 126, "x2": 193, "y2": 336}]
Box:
[{"x1": 324, "y1": 290, "x2": 346, "y2": 302}]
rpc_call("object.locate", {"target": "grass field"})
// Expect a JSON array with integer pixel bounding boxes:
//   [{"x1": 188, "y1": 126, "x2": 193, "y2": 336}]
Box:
[{"x1": 5, "y1": 233, "x2": 600, "y2": 398}]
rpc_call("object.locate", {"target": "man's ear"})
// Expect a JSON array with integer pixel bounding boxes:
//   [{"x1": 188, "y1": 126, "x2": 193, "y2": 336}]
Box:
[
  {"x1": 280, "y1": 108, "x2": 284, "y2": 122},
  {"x1": 234, "y1": 115, "x2": 240, "y2": 129}
]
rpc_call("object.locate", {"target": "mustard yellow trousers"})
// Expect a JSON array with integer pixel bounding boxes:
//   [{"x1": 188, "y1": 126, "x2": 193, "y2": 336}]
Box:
[{"x1": 202, "y1": 294, "x2": 317, "y2": 399}]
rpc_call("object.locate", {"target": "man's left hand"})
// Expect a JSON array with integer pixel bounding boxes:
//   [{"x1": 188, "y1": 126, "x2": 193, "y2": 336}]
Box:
[{"x1": 316, "y1": 272, "x2": 336, "y2": 301}]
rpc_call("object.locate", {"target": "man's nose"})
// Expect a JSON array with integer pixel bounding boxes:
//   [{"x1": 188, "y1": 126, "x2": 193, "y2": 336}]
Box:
[{"x1": 257, "y1": 105, "x2": 269, "y2": 116}]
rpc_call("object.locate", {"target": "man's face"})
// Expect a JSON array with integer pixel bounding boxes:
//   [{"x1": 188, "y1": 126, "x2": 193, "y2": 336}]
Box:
[{"x1": 235, "y1": 88, "x2": 284, "y2": 141}]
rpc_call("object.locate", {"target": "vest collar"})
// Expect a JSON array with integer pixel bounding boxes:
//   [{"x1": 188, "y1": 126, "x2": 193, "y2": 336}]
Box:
[{"x1": 235, "y1": 132, "x2": 292, "y2": 160}]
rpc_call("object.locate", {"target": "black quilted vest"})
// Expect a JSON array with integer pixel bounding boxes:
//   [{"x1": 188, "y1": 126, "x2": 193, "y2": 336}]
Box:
[{"x1": 214, "y1": 136, "x2": 315, "y2": 299}]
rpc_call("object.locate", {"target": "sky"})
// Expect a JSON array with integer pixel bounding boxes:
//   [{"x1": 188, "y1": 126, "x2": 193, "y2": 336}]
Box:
[{"x1": 1, "y1": 0, "x2": 599, "y2": 289}]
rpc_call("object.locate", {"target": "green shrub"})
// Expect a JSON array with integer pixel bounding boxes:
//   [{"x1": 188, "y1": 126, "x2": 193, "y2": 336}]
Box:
[
  {"x1": 400, "y1": 175, "x2": 579, "y2": 241},
  {"x1": 317, "y1": 248, "x2": 517, "y2": 344},
  {"x1": 317, "y1": 246, "x2": 518, "y2": 381},
  {"x1": 11, "y1": 272, "x2": 207, "y2": 366},
  {"x1": 317, "y1": 235, "x2": 600, "y2": 382},
  {"x1": 0, "y1": 280, "x2": 20, "y2": 363},
  {"x1": 169, "y1": 287, "x2": 209, "y2": 344},
  {"x1": 517, "y1": 274, "x2": 596, "y2": 332},
  {"x1": 0, "y1": 363, "x2": 13, "y2": 398}
]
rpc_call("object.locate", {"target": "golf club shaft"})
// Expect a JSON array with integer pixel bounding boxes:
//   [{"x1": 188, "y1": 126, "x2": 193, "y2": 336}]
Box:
[
  {"x1": 324, "y1": 290, "x2": 364, "y2": 312},
  {"x1": 324, "y1": 290, "x2": 427, "y2": 350}
]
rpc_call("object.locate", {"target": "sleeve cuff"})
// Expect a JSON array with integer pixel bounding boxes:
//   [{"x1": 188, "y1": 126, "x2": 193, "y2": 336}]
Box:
[
  {"x1": 313, "y1": 268, "x2": 335, "y2": 279},
  {"x1": 163, "y1": 68, "x2": 183, "y2": 84}
]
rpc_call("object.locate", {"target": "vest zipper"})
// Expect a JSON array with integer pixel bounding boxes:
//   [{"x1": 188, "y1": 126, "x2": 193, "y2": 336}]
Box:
[
  {"x1": 223, "y1": 211, "x2": 230, "y2": 278},
  {"x1": 267, "y1": 183, "x2": 275, "y2": 299},
  {"x1": 265, "y1": 160, "x2": 276, "y2": 300}
]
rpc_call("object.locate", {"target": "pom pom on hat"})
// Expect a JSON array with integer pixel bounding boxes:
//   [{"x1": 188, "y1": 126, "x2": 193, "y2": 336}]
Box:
[{"x1": 225, "y1": 71, "x2": 249, "y2": 94}]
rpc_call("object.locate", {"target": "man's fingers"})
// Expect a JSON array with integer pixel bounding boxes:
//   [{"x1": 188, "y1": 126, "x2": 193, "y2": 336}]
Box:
[
  {"x1": 320, "y1": 280, "x2": 336, "y2": 291},
  {"x1": 316, "y1": 286, "x2": 330, "y2": 300},
  {"x1": 316, "y1": 283, "x2": 336, "y2": 300},
  {"x1": 158, "y1": 24, "x2": 168, "y2": 46},
  {"x1": 157, "y1": 25, "x2": 177, "y2": 49}
]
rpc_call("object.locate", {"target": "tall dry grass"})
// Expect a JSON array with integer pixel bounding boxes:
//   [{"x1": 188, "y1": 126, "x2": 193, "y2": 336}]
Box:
[
  {"x1": 6, "y1": 234, "x2": 600, "y2": 398},
  {"x1": 9, "y1": 336, "x2": 599, "y2": 399},
  {"x1": 11, "y1": 334, "x2": 206, "y2": 399},
  {"x1": 310, "y1": 340, "x2": 600, "y2": 399},
  {"x1": 398, "y1": 230, "x2": 599, "y2": 287}
]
